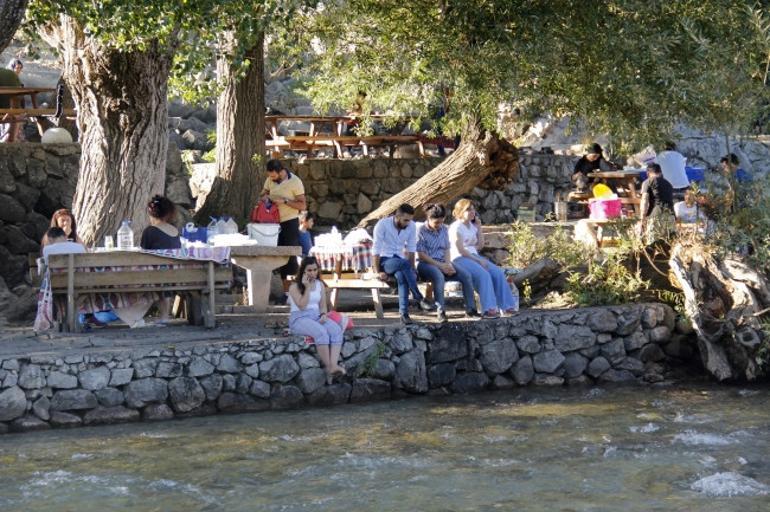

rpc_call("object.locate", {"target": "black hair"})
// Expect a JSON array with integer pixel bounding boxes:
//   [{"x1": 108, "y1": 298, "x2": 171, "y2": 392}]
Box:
[
  {"x1": 295, "y1": 256, "x2": 319, "y2": 295},
  {"x1": 664, "y1": 141, "x2": 676, "y2": 151},
  {"x1": 46, "y1": 227, "x2": 66, "y2": 240},
  {"x1": 147, "y1": 195, "x2": 176, "y2": 222},
  {"x1": 266, "y1": 159, "x2": 283, "y2": 173},
  {"x1": 647, "y1": 163, "x2": 662, "y2": 174},
  {"x1": 586, "y1": 142, "x2": 603, "y2": 155},
  {"x1": 396, "y1": 203, "x2": 415, "y2": 215},
  {"x1": 720, "y1": 153, "x2": 739, "y2": 166},
  {"x1": 425, "y1": 203, "x2": 447, "y2": 219}
]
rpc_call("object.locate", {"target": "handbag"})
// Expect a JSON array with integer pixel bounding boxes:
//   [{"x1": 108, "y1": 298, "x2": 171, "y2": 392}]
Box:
[
  {"x1": 250, "y1": 200, "x2": 281, "y2": 224},
  {"x1": 303, "y1": 310, "x2": 355, "y2": 345}
]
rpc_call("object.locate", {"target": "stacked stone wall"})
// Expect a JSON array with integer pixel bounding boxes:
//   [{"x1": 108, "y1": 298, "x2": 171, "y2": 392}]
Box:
[{"x1": 0, "y1": 303, "x2": 695, "y2": 434}]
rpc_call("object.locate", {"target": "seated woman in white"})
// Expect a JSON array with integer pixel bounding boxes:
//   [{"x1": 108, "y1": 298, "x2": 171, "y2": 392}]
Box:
[{"x1": 288, "y1": 256, "x2": 346, "y2": 379}]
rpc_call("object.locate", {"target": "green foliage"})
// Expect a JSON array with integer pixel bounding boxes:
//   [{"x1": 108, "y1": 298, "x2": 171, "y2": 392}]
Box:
[
  {"x1": 25, "y1": 0, "x2": 315, "y2": 103},
  {"x1": 705, "y1": 176, "x2": 770, "y2": 271},
  {"x1": 507, "y1": 222, "x2": 588, "y2": 270},
  {"x1": 299, "y1": 0, "x2": 770, "y2": 147},
  {"x1": 361, "y1": 342, "x2": 388, "y2": 377},
  {"x1": 565, "y1": 254, "x2": 649, "y2": 307}
]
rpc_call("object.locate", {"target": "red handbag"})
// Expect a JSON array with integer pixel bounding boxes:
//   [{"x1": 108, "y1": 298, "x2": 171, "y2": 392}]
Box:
[{"x1": 250, "y1": 200, "x2": 281, "y2": 223}]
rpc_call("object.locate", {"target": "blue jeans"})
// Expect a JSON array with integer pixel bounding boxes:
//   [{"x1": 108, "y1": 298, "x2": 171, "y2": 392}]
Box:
[
  {"x1": 380, "y1": 256, "x2": 423, "y2": 315},
  {"x1": 417, "y1": 261, "x2": 475, "y2": 312},
  {"x1": 452, "y1": 256, "x2": 518, "y2": 313}
]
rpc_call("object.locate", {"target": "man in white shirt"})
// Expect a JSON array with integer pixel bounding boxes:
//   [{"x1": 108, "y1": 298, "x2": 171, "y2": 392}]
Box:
[
  {"x1": 372, "y1": 203, "x2": 432, "y2": 324},
  {"x1": 42, "y1": 227, "x2": 86, "y2": 263},
  {"x1": 654, "y1": 142, "x2": 690, "y2": 191}
]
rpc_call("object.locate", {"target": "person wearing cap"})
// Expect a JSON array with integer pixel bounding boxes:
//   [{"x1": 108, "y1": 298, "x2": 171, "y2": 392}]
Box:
[
  {"x1": 571, "y1": 142, "x2": 613, "y2": 191},
  {"x1": 260, "y1": 159, "x2": 307, "y2": 300}
]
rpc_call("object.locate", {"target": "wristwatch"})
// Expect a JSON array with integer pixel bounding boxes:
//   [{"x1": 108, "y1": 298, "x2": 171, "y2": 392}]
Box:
[{"x1": 283, "y1": 198, "x2": 289, "y2": 205}]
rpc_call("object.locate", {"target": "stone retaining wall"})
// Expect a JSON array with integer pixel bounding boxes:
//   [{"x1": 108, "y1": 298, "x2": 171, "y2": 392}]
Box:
[
  {"x1": 0, "y1": 303, "x2": 693, "y2": 434},
  {"x1": 280, "y1": 153, "x2": 575, "y2": 227}
]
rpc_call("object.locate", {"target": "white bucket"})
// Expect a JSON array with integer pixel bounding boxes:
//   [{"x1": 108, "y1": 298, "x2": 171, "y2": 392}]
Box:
[{"x1": 247, "y1": 223, "x2": 281, "y2": 246}]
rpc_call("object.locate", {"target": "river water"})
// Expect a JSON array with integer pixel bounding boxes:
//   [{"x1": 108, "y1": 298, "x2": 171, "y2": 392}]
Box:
[{"x1": 1, "y1": 384, "x2": 769, "y2": 511}]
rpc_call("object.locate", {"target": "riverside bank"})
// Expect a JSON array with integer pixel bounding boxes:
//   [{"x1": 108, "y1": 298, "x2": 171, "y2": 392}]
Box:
[{"x1": 0, "y1": 303, "x2": 694, "y2": 434}]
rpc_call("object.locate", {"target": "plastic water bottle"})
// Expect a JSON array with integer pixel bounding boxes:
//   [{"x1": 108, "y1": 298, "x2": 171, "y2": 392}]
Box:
[
  {"x1": 207, "y1": 217, "x2": 219, "y2": 239},
  {"x1": 117, "y1": 220, "x2": 134, "y2": 250}
]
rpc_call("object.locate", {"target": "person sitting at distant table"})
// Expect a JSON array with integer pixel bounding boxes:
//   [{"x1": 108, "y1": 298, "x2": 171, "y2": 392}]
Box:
[
  {"x1": 140, "y1": 195, "x2": 181, "y2": 325},
  {"x1": 416, "y1": 203, "x2": 478, "y2": 323},
  {"x1": 41, "y1": 208, "x2": 85, "y2": 248},
  {"x1": 571, "y1": 142, "x2": 614, "y2": 192},
  {"x1": 674, "y1": 190, "x2": 708, "y2": 225},
  {"x1": 449, "y1": 199, "x2": 518, "y2": 319},
  {"x1": 41, "y1": 226, "x2": 86, "y2": 263},
  {"x1": 140, "y1": 195, "x2": 181, "y2": 250},
  {"x1": 372, "y1": 203, "x2": 433, "y2": 325},
  {"x1": 298, "y1": 211, "x2": 315, "y2": 257}
]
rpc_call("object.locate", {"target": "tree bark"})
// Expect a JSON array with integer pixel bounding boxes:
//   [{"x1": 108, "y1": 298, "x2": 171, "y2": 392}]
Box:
[
  {"x1": 357, "y1": 121, "x2": 519, "y2": 227},
  {"x1": 0, "y1": 0, "x2": 27, "y2": 54},
  {"x1": 195, "y1": 33, "x2": 265, "y2": 226},
  {"x1": 39, "y1": 16, "x2": 176, "y2": 245},
  {"x1": 669, "y1": 242, "x2": 770, "y2": 381}
]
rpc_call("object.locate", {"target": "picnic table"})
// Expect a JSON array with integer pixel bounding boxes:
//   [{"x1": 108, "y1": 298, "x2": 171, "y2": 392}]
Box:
[
  {"x1": 229, "y1": 245, "x2": 302, "y2": 312},
  {"x1": 587, "y1": 169, "x2": 643, "y2": 216},
  {"x1": 309, "y1": 241, "x2": 389, "y2": 318},
  {"x1": 39, "y1": 247, "x2": 232, "y2": 332}
]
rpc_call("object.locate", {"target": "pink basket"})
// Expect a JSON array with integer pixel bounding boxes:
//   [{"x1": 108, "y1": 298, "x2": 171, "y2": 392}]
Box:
[{"x1": 589, "y1": 198, "x2": 622, "y2": 220}]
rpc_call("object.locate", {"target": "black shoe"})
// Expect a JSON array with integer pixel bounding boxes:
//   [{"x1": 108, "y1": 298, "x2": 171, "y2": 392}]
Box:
[
  {"x1": 465, "y1": 310, "x2": 480, "y2": 319},
  {"x1": 437, "y1": 310, "x2": 448, "y2": 323},
  {"x1": 400, "y1": 314, "x2": 413, "y2": 325},
  {"x1": 418, "y1": 299, "x2": 435, "y2": 312}
]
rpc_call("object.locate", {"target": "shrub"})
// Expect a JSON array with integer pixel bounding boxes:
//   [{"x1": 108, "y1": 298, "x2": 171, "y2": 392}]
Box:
[{"x1": 508, "y1": 222, "x2": 589, "y2": 270}]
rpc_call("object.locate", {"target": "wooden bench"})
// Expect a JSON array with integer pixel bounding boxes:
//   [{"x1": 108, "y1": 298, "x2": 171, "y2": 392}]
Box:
[
  {"x1": 47, "y1": 251, "x2": 232, "y2": 331},
  {"x1": 324, "y1": 274, "x2": 390, "y2": 319},
  {"x1": 265, "y1": 134, "x2": 424, "y2": 158}
]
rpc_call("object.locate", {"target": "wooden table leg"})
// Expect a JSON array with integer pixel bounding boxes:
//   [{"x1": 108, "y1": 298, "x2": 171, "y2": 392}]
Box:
[
  {"x1": 329, "y1": 258, "x2": 342, "y2": 308},
  {"x1": 371, "y1": 288, "x2": 384, "y2": 318},
  {"x1": 626, "y1": 177, "x2": 641, "y2": 215}
]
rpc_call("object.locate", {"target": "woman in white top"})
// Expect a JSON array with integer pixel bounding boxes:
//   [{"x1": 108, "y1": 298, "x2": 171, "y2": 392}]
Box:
[
  {"x1": 288, "y1": 257, "x2": 345, "y2": 378},
  {"x1": 448, "y1": 199, "x2": 518, "y2": 318}
]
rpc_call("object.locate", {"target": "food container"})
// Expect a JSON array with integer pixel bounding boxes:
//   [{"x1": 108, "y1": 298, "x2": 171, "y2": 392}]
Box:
[
  {"x1": 247, "y1": 223, "x2": 281, "y2": 246},
  {"x1": 589, "y1": 198, "x2": 622, "y2": 220}
]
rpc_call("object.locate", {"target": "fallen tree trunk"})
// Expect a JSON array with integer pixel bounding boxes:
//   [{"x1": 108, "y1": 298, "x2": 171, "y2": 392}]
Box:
[
  {"x1": 357, "y1": 121, "x2": 518, "y2": 227},
  {"x1": 669, "y1": 242, "x2": 770, "y2": 381}
]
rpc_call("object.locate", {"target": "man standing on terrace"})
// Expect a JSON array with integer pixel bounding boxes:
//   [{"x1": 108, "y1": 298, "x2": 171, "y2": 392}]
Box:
[{"x1": 260, "y1": 159, "x2": 307, "y2": 302}]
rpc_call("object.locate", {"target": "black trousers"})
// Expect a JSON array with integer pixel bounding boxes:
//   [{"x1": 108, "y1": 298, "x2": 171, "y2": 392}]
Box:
[{"x1": 278, "y1": 217, "x2": 300, "y2": 279}]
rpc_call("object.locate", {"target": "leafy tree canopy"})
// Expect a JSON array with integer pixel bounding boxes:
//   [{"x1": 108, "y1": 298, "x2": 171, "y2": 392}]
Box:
[
  {"x1": 298, "y1": 0, "x2": 770, "y2": 148},
  {"x1": 23, "y1": 0, "x2": 312, "y2": 102}
]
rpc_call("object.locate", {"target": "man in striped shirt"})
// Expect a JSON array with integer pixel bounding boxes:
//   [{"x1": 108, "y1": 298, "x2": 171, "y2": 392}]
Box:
[{"x1": 416, "y1": 204, "x2": 477, "y2": 322}]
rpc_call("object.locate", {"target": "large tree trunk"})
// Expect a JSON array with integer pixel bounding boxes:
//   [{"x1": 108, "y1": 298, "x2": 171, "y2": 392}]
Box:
[
  {"x1": 40, "y1": 16, "x2": 176, "y2": 245},
  {"x1": 669, "y1": 241, "x2": 770, "y2": 381},
  {"x1": 0, "y1": 0, "x2": 27, "y2": 53},
  {"x1": 195, "y1": 33, "x2": 265, "y2": 226},
  {"x1": 357, "y1": 121, "x2": 519, "y2": 227}
]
